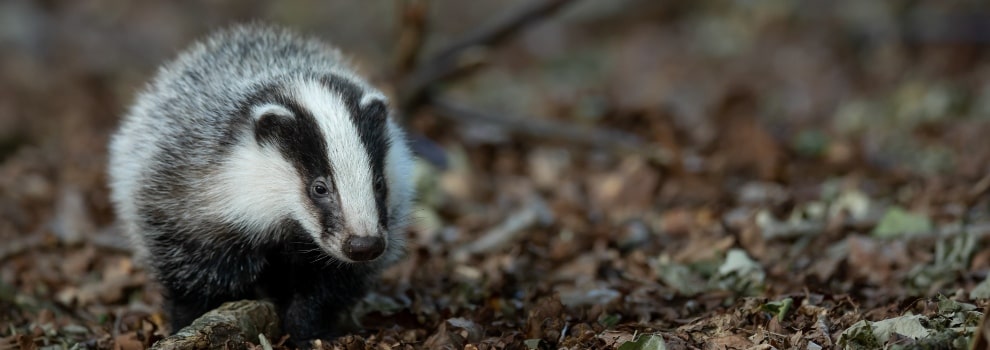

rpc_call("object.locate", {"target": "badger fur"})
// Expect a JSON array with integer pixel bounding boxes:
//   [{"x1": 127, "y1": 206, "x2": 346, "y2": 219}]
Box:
[{"x1": 107, "y1": 24, "x2": 414, "y2": 345}]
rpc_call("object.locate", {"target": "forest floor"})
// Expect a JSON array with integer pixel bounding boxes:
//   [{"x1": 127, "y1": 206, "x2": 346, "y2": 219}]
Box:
[{"x1": 2, "y1": 1, "x2": 990, "y2": 349}]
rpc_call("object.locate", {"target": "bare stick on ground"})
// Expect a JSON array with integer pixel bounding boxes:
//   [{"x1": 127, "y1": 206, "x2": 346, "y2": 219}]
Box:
[{"x1": 151, "y1": 300, "x2": 280, "y2": 350}]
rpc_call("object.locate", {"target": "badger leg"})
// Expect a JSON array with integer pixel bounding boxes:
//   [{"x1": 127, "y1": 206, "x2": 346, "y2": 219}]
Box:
[
  {"x1": 147, "y1": 237, "x2": 267, "y2": 332},
  {"x1": 164, "y1": 293, "x2": 239, "y2": 331},
  {"x1": 283, "y1": 265, "x2": 370, "y2": 347},
  {"x1": 264, "y1": 242, "x2": 372, "y2": 347}
]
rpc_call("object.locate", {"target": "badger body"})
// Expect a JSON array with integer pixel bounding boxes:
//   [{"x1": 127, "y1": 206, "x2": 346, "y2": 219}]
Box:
[{"x1": 108, "y1": 24, "x2": 414, "y2": 345}]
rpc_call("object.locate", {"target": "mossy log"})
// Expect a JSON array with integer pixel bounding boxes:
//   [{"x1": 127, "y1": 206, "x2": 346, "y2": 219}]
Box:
[{"x1": 150, "y1": 300, "x2": 281, "y2": 350}]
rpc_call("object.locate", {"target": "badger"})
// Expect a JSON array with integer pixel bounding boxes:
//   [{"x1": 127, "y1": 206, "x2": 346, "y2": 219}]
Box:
[{"x1": 107, "y1": 24, "x2": 414, "y2": 345}]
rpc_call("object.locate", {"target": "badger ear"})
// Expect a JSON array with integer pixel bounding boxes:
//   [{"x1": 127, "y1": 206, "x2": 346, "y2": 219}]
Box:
[
  {"x1": 358, "y1": 96, "x2": 388, "y2": 124},
  {"x1": 252, "y1": 104, "x2": 295, "y2": 126},
  {"x1": 252, "y1": 104, "x2": 295, "y2": 143}
]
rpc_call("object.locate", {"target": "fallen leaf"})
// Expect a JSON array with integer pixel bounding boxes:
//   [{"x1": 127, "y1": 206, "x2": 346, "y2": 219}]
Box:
[
  {"x1": 760, "y1": 298, "x2": 793, "y2": 322},
  {"x1": 716, "y1": 249, "x2": 765, "y2": 295},
  {"x1": 422, "y1": 321, "x2": 465, "y2": 349},
  {"x1": 652, "y1": 258, "x2": 708, "y2": 296},
  {"x1": 872, "y1": 207, "x2": 933, "y2": 238},
  {"x1": 446, "y1": 317, "x2": 484, "y2": 344},
  {"x1": 971, "y1": 276, "x2": 990, "y2": 300},
  {"x1": 837, "y1": 315, "x2": 930, "y2": 348},
  {"x1": 617, "y1": 334, "x2": 666, "y2": 350}
]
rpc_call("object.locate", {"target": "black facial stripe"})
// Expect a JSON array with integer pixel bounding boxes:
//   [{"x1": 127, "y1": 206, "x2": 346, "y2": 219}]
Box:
[
  {"x1": 272, "y1": 97, "x2": 330, "y2": 180},
  {"x1": 242, "y1": 86, "x2": 331, "y2": 182},
  {"x1": 240, "y1": 83, "x2": 346, "y2": 237},
  {"x1": 357, "y1": 101, "x2": 390, "y2": 227},
  {"x1": 318, "y1": 75, "x2": 391, "y2": 228}
]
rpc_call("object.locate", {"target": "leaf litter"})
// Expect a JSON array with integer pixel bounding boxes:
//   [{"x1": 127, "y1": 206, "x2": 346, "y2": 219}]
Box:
[{"x1": 2, "y1": 1, "x2": 990, "y2": 349}]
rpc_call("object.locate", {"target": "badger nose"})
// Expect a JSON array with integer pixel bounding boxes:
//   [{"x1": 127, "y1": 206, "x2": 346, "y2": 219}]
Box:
[{"x1": 344, "y1": 236, "x2": 385, "y2": 261}]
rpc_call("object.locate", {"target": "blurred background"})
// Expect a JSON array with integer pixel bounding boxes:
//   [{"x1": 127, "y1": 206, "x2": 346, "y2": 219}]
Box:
[{"x1": 2, "y1": 1, "x2": 989, "y2": 348}]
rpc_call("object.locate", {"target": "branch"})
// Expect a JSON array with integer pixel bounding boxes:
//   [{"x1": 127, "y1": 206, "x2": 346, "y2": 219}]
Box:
[
  {"x1": 432, "y1": 0, "x2": 573, "y2": 63},
  {"x1": 430, "y1": 97, "x2": 673, "y2": 164},
  {"x1": 398, "y1": 0, "x2": 577, "y2": 111},
  {"x1": 151, "y1": 300, "x2": 280, "y2": 350},
  {"x1": 393, "y1": 0, "x2": 429, "y2": 74},
  {"x1": 453, "y1": 195, "x2": 552, "y2": 260}
]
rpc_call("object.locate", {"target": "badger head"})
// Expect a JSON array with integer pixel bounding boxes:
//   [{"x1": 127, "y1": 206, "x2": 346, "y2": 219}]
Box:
[{"x1": 213, "y1": 77, "x2": 413, "y2": 263}]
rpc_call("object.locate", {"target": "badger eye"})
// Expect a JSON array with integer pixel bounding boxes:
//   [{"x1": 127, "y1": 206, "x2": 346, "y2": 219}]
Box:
[
  {"x1": 374, "y1": 176, "x2": 385, "y2": 192},
  {"x1": 312, "y1": 181, "x2": 330, "y2": 197}
]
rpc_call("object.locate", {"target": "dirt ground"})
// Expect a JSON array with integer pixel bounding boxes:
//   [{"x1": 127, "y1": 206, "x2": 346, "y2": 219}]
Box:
[{"x1": 2, "y1": 1, "x2": 990, "y2": 349}]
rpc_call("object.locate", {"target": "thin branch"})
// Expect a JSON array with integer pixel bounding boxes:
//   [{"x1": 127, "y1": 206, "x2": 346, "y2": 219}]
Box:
[
  {"x1": 393, "y1": 0, "x2": 429, "y2": 74},
  {"x1": 398, "y1": 0, "x2": 577, "y2": 111},
  {"x1": 966, "y1": 172, "x2": 990, "y2": 207},
  {"x1": 430, "y1": 97, "x2": 673, "y2": 164},
  {"x1": 453, "y1": 195, "x2": 552, "y2": 260},
  {"x1": 431, "y1": 0, "x2": 573, "y2": 63}
]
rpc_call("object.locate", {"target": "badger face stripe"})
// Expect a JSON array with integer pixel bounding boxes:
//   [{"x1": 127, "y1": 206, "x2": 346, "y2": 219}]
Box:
[
  {"x1": 293, "y1": 79, "x2": 385, "y2": 245},
  {"x1": 211, "y1": 83, "x2": 342, "y2": 244},
  {"x1": 203, "y1": 85, "x2": 336, "y2": 243},
  {"x1": 248, "y1": 93, "x2": 333, "y2": 185},
  {"x1": 350, "y1": 98, "x2": 390, "y2": 228},
  {"x1": 319, "y1": 75, "x2": 391, "y2": 228},
  {"x1": 211, "y1": 137, "x2": 316, "y2": 241}
]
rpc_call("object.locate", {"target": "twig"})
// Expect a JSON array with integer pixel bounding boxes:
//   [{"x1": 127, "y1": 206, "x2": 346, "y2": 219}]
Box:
[
  {"x1": 452, "y1": 196, "x2": 552, "y2": 260},
  {"x1": 258, "y1": 333, "x2": 274, "y2": 350},
  {"x1": 433, "y1": 0, "x2": 573, "y2": 63},
  {"x1": 557, "y1": 322, "x2": 569, "y2": 344},
  {"x1": 816, "y1": 312, "x2": 833, "y2": 347},
  {"x1": 398, "y1": 0, "x2": 577, "y2": 111},
  {"x1": 431, "y1": 97, "x2": 673, "y2": 164},
  {"x1": 393, "y1": 0, "x2": 429, "y2": 74},
  {"x1": 966, "y1": 173, "x2": 990, "y2": 207},
  {"x1": 391, "y1": 0, "x2": 581, "y2": 169}
]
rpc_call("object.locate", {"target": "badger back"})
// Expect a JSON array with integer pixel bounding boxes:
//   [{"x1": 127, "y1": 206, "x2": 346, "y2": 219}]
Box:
[{"x1": 108, "y1": 25, "x2": 414, "y2": 264}]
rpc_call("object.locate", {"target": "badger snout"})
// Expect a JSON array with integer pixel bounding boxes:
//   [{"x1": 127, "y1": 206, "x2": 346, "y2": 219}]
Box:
[{"x1": 344, "y1": 236, "x2": 385, "y2": 261}]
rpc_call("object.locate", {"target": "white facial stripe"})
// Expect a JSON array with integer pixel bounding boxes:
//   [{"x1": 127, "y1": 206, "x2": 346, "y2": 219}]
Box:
[
  {"x1": 250, "y1": 103, "x2": 294, "y2": 120},
  {"x1": 294, "y1": 80, "x2": 380, "y2": 238},
  {"x1": 207, "y1": 138, "x2": 319, "y2": 243}
]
